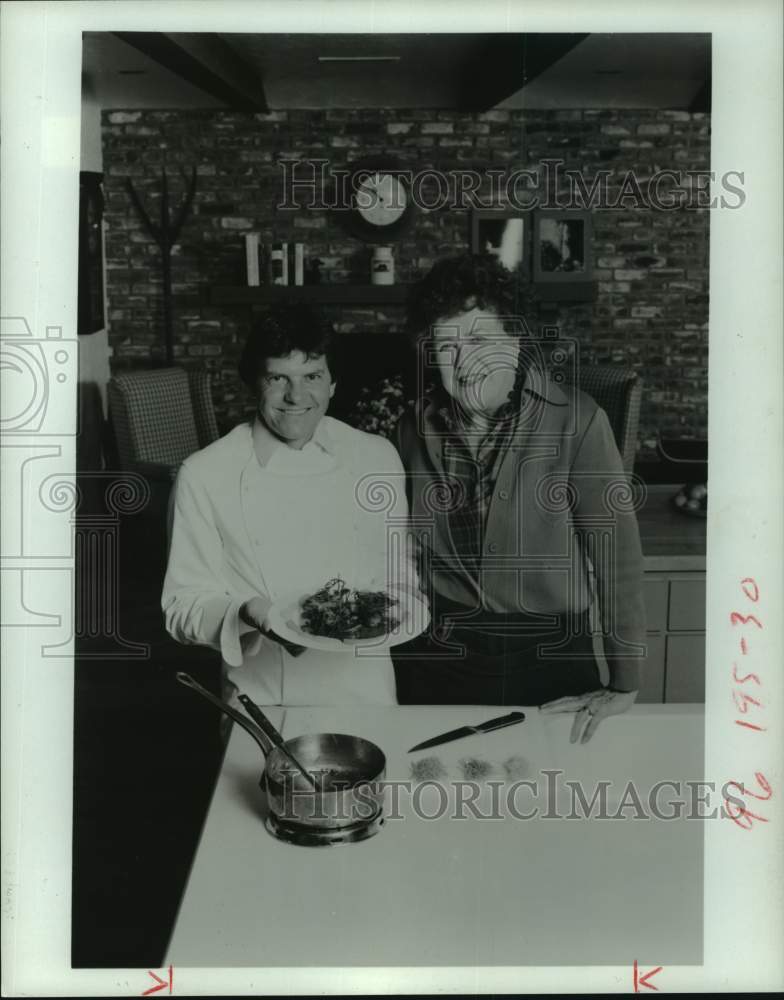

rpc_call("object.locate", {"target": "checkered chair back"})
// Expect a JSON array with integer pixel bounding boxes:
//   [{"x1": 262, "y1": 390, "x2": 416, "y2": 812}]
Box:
[
  {"x1": 108, "y1": 368, "x2": 219, "y2": 471},
  {"x1": 564, "y1": 366, "x2": 642, "y2": 473}
]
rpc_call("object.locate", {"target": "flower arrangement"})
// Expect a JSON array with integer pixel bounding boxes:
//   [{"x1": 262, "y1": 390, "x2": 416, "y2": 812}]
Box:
[{"x1": 350, "y1": 374, "x2": 416, "y2": 439}]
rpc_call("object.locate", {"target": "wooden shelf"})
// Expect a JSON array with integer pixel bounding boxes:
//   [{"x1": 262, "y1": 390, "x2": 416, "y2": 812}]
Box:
[
  {"x1": 537, "y1": 282, "x2": 598, "y2": 303},
  {"x1": 209, "y1": 285, "x2": 410, "y2": 306},
  {"x1": 209, "y1": 282, "x2": 596, "y2": 307}
]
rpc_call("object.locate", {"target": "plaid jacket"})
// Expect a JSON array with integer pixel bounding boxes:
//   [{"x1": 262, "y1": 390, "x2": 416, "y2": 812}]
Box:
[{"x1": 395, "y1": 367, "x2": 647, "y2": 691}]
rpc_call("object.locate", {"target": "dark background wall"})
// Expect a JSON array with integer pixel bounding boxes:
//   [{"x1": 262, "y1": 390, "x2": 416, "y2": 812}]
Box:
[{"x1": 101, "y1": 107, "x2": 710, "y2": 462}]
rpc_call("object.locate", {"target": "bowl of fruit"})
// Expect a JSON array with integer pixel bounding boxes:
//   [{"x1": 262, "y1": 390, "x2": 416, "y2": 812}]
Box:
[
  {"x1": 671, "y1": 481, "x2": 708, "y2": 518},
  {"x1": 656, "y1": 438, "x2": 708, "y2": 519}
]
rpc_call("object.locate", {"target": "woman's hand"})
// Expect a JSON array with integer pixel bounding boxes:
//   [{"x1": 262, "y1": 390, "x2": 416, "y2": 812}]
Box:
[{"x1": 539, "y1": 688, "x2": 638, "y2": 744}]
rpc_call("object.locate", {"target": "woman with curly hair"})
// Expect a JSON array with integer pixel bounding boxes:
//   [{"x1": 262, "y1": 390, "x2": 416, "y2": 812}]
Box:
[{"x1": 392, "y1": 253, "x2": 646, "y2": 744}]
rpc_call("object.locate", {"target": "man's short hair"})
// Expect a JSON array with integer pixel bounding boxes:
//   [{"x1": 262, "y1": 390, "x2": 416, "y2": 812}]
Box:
[
  {"x1": 238, "y1": 302, "x2": 338, "y2": 388},
  {"x1": 406, "y1": 252, "x2": 536, "y2": 340}
]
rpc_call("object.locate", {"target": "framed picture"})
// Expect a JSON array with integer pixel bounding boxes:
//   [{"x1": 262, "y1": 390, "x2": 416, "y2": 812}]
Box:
[
  {"x1": 471, "y1": 210, "x2": 528, "y2": 272},
  {"x1": 533, "y1": 210, "x2": 593, "y2": 282}
]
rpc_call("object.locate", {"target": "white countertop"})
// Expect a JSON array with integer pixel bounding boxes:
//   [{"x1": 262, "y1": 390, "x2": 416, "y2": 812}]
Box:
[{"x1": 166, "y1": 704, "x2": 704, "y2": 968}]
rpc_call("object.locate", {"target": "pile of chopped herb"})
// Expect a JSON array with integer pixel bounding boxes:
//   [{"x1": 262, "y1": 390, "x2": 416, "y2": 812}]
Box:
[
  {"x1": 300, "y1": 577, "x2": 400, "y2": 640},
  {"x1": 459, "y1": 757, "x2": 493, "y2": 780},
  {"x1": 503, "y1": 755, "x2": 531, "y2": 780},
  {"x1": 410, "y1": 756, "x2": 447, "y2": 781}
]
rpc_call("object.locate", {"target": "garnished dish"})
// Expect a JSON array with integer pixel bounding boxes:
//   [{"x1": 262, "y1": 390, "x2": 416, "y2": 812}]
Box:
[
  {"x1": 265, "y1": 576, "x2": 429, "y2": 652},
  {"x1": 300, "y1": 577, "x2": 400, "y2": 640}
]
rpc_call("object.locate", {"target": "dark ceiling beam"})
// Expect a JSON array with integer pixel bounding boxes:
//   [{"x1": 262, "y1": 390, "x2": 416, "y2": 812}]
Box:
[
  {"x1": 688, "y1": 78, "x2": 711, "y2": 113},
  {"x1": 458, "y1": 33, "x2": 590, "y2": 111},
  {"x1": 112, "y1": 32, "x2": 268, "y2": 111}
]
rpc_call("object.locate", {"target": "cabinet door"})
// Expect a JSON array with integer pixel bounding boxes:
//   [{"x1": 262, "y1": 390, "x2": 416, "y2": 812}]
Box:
[
  {"x1": 644, "y1": 577, "x2": 668, "y2": 632},
  {"x1": 665, "y1": 634, "x2": 706, "y2": 702},
  {"x1": 668, "y1": 579, "x2": 706, "y2": 631},
  {"x1": 637, "y1": 633, "x2": 665, "y2": 703}
]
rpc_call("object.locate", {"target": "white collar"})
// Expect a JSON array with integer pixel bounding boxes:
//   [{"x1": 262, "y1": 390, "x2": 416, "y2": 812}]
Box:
[{"x1": 250, "y1": 415, "x2": 335, "y2": 468}]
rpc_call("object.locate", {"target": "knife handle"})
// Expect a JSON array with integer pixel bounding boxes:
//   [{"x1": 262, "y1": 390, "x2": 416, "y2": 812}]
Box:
[
  {"x1": 264, "y1": 628, "x2": 308, "y2": 658},
  {"x1": 476, "y1": 711, "x2": 526, "y2": 734}
]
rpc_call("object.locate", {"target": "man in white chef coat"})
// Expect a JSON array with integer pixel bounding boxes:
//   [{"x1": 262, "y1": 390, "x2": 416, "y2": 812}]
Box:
[{"x1": 162, "y1": 303, "x2": 417, "y2": 709}]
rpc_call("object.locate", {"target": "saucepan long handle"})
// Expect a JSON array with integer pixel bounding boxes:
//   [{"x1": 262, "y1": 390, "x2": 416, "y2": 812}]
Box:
[
  {"x1": 237, "y1": 694, "x2": 318, "y2": 790},
  {"x1": 175, "y1": 671, "x2": 273, "y2": 758}
]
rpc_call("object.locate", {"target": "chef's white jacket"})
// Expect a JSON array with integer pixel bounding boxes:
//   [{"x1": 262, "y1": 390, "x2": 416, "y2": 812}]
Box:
[{"x1": 162, "y1": 416, "x2": 417, "y2": 706}]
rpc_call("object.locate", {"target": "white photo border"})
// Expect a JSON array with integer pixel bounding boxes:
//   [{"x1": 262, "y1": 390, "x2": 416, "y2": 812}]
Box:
[{"x1": 1, "y1": 0, "x2": 782, "y2": 995}]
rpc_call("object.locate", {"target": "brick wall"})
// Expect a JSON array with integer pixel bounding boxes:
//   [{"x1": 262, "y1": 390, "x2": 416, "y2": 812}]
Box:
[{"x1": 101, "y1": 107, "x2": 710, "y2": 460}]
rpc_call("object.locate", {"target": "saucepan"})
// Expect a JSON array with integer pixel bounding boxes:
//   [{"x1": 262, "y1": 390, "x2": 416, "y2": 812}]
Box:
[{"x1": 176, "y1": 672, "x2": 387, "y2": 846}]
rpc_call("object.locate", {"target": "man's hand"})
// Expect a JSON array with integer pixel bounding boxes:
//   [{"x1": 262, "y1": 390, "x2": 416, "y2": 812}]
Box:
[
  {"x1": 239, "y1": 597, "x2": 270, "y2": 631},
  {"x1": 239, "y1": 597, "x2": 307, "y2": 657},
  {"x1": 539, "y1": 688, "x2": 638, "y2": 744}
]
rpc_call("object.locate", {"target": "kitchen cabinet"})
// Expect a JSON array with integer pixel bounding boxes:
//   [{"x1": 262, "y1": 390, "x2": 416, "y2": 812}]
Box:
[
  {"x1": 639, "y1": 632, "x2": 666, "y2": 704},
  {"x1": 640, "y1": 574, "x2": 706, "y2": 703},
  {"x1": 638, "y1": 486, "x2": 706, "y2": 703},
  {"x1": 665, "y1": 633, "x2": 706, "y2": 702},
  {"x1": 593, "y1": 485, "x2": 706, "y2": 703}
]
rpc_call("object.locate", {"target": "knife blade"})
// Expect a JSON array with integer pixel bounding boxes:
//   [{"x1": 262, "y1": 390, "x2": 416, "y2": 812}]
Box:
[{"x1": 408, "y1": 711, "x2": 526, "y2": 753}]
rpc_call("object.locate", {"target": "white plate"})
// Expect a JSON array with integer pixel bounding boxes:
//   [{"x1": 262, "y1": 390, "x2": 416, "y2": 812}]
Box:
[{"x1": 265, "y1": 589, "x2": 430, "y2": 652}]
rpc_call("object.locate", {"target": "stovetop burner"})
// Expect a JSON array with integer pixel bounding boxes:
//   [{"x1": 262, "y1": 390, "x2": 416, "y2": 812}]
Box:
[{"x1": 265, "y1": 807, "x2": 385, "y2": 846}]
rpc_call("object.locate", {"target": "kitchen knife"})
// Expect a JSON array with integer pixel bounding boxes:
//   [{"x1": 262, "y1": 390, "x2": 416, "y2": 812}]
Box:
[
  {"x1": 407, "y1": 711, "x2": 526, "y2": 753},
  {"x1": 264, "y1": 627, "x2": 307, "y2": 657}
]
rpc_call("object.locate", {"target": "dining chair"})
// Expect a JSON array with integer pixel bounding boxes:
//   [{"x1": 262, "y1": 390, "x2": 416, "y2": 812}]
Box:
[
  {"x1": 564, "y1": 365, "x2": 643, "y2": 474},
  {"x1": 558, "y1": 364, "x2": 644, "y2": 656},
  {"x1": 108, "y1": 367, "x2": 220, "y2": 557},
  {"x1": 108, "y1": 367, "x2": 220, "y2": 482}
]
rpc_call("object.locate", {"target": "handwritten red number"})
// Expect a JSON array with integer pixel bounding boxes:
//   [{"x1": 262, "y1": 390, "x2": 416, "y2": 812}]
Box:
[
  {"x1": 740, "y1": 577, "x2": 760, "y2": 602},
  {"x1": 730, "y1": 611, "x2": 763, "y2": 629},
  {"x1": 729, "y1": 579, "x2": 769, "y2": 830},
  {"x1": 724, "y1": 774, "x2": 772, "y2": 830},
  {"x1": 748, "y1": 771, "x2": 773, "y2": 800},
  {"x1": 725, "y1": 800, "x2": 766, "y2": 830},
  {"x1": 732, "y1": 663, "x2": 761, "y2": 685},
  {"x1": 734, "y1": 719, "x2": 766, "y2": 732},
  {"x1": 732, "y1": 690, "x2": 762, "y2": 714},
  {"x1": 724, "y1": 785, "x2": 768, "y2": 830}
]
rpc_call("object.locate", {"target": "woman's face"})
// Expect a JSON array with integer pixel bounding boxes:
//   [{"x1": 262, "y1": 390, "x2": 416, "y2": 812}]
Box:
[{"x1": 430, "y1": 306, "x2": 519, "y2": 418}]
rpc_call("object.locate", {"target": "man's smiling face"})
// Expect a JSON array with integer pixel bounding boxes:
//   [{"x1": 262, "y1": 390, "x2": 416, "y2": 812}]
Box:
[
  {"x1": 256, "y1": 351, "x2": 335, "y2": 449},
  {"x1": 431, "y1": 305, "x2": 519, "y2": 419}
]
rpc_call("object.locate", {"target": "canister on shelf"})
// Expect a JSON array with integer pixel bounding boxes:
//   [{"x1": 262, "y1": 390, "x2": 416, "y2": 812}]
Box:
[{"x1": 371, "y1": 245, "x2": 394, "y2": 286}]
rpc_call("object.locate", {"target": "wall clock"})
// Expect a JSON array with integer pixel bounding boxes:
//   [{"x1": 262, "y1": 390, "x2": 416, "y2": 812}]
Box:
[{"x1": 337, "y1": 156, "x2": 415, "y2": 242}]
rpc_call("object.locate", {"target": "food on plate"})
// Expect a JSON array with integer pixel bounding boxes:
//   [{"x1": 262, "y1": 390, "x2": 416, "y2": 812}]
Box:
[{"x1": 299, "y1": 577, "x2": 400, "y2": 640}]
